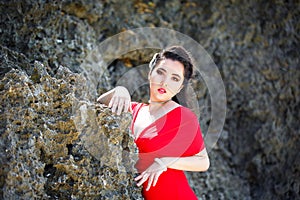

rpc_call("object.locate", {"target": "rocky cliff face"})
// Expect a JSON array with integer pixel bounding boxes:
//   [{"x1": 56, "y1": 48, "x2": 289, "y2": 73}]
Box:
[
  {"x1": 0, "y1": 46, "x2": 141, "y2": 199},
  {"x1": 0, "y1": 0, "x2": 299, "y2": 199}
]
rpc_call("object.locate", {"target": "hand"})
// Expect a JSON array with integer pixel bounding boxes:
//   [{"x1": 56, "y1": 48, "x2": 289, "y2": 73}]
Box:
[
  {"x1": 108, "y1": 86, "x2": 131, "y2": 115},
  {"x1": 134, "y1": 159, "x2": 167, "y2": 191}
]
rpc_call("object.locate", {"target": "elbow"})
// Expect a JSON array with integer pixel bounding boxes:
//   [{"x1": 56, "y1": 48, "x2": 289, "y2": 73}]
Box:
[
  {"x1": 194, "y1": 148, "x2": 210, "y2": 172},
  {"x1": 203, "y1": 157, "x2": 210, "y2": 171},
  {"x1": 197, "y1": 156, "x2": 210, "y2": 172}
]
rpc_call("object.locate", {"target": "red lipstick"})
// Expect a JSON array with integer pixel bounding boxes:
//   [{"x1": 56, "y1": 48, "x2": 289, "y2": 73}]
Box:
[{"x1": 158, "y1": 88, "x2": 166, "y2": 94}]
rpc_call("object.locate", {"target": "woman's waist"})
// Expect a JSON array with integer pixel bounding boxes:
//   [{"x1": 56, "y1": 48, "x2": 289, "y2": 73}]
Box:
[{"x1": 135, "y1": 157, "x2": 186, "y2": 175}]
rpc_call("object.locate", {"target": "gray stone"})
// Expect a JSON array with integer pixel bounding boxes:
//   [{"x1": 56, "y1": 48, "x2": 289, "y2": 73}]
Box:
[{"x1": 0, "y1": 0, "x2": 299, "y2": 199}]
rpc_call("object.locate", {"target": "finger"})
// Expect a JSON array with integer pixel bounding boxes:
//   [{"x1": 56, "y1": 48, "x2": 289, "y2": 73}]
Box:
[
  {"x1": 153, "y1": 171, "x2": 163, "y2": 187},
  {"x1": 137, "y1": 173, "x2": 150, "y2": 187},
  {"x1": 123, "y1": 100, "x2": 130, "y2": 113},
  {"x1": 117, "y1": 99, "x2": 125, "y2": 115},
  {"x1": 134, "y1": 171, "x2": 147, "y2": 181},
  {"x1": 146, "y1": 173, "x2": 154, "y2": 191},
  {"x1": 137, "y1": 177, "x2": 147, "y2": 187},
  {"x1": 134, "y1": 174, "x2": 143, "y2": 181},
  {"x1": 111, "y1": 97, "x2": 119, "y2": 113},
  {"x1": 108, "y1": 96, "x2": 116, "y2": 108}
]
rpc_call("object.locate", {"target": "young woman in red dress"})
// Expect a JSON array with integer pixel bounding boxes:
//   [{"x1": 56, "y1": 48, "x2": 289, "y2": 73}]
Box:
[{"x1": 98, "y1": 46, "x2": 210, "y2": 200}]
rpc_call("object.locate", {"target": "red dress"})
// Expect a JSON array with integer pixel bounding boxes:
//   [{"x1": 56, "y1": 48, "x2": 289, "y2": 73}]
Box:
[{"x1": 131, "y1": 103, "x2": 205, "y2": 200}]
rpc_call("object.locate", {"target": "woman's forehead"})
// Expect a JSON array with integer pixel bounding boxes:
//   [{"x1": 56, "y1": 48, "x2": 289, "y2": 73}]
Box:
[{"x1": 157, "y1": 59, "x2": 184, "y2": 75}]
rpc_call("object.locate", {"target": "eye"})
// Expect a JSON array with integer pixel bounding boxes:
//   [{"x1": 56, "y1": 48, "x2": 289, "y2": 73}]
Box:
[
  {"x1": 156, "y1": 69, "x2": 163, "y2": 75},
  {"x1": 172, "y1": 77, "x2": 180, "y2": 82}
]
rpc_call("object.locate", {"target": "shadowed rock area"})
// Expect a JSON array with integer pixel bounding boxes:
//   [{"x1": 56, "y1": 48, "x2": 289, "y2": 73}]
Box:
[{"x1": 0, "y1": 0, "x2": 299, "y2": 199}]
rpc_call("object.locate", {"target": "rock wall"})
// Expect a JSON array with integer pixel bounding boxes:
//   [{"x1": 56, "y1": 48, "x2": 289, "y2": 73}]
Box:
[
  {"x1": 0, "y1": 0, "x2": 299, "y2": 199},
  {"x1": 0, "y1": 46, "x2": 141, "y2": 199}
]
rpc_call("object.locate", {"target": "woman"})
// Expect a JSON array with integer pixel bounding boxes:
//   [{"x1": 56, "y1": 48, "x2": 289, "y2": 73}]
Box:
[{"x1": 97, "y1": 46, "x2": 209, "y2": 200}]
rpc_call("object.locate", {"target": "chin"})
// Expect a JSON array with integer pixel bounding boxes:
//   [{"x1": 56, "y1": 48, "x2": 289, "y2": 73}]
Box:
[{"x1": 150, "y1": 92, "x2": 171, "y2": 102}]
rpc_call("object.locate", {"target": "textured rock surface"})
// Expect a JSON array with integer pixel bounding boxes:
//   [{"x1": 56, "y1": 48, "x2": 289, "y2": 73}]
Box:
[
  {"x1": 0, "y1": 0, "x2": 299, "y2": 199},
  {"x1": 0, "y1": 46, "x2": 141, "y2": 199}
]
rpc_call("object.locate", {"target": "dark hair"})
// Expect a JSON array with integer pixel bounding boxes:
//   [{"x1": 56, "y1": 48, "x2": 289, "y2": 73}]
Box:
[{"x1": 149, "y1": 46, "x2": 194, "y2": 85}]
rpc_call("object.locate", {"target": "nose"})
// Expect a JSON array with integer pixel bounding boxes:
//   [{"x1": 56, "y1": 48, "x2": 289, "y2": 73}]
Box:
[
  {"x1": 160, "y1": 81, "x2": 167, "y2": 87},
  {"x1": 159, "y1": 75, "x2": 167, "y2": 85}
]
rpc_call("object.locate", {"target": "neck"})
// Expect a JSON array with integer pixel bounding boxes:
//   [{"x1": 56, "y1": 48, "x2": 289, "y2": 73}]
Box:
[
  {"x1": 148, "y1": 99, "x2": 171, "y2": 113},
  {"x1": 148, "y1": 99, "x2": 171, "y2": 105}
]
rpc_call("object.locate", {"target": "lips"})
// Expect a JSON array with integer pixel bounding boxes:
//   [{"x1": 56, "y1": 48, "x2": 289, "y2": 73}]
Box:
[{"x1": 158, "y1": 88, "x2": 166, "y2": 94}]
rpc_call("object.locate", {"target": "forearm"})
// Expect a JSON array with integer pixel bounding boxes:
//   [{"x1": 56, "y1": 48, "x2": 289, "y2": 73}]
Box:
[
  {"x1": 160, "y1": 149, "x2": 210, "y2": 172},
  {"x1": 97, "y1": 89, "x2": 116, "y2": 105}
]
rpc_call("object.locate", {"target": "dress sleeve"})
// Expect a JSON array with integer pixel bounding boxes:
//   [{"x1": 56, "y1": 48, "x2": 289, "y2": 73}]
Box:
[
  {"x1": 138, "y1": 107, "x2": 205, "y2": 158},
  {"x1": 160, "y1": 107, "x2": 205, "y2": 157}
]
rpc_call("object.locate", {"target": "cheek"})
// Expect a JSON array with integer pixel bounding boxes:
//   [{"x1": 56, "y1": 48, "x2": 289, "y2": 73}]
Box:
[
  {"x1": 168, "y1": 79, "x2": 184, "y2": 88},
  {"x1": 149, "y1": 73, "x2": 162, "y2": 83},
  {"x1": 167, "y1": 82, "x2": 183, "y2": 93}
]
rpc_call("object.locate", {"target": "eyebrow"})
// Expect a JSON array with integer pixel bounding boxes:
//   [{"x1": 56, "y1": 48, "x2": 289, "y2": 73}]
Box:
[{"x1": 158, "y1": 67, "x2": 182, "y2": 79}]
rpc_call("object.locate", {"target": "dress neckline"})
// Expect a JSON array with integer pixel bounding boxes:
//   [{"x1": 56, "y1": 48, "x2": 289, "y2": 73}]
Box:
[{"x1": 131, "y1": 103, "x2": 182, "y2": 140}]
